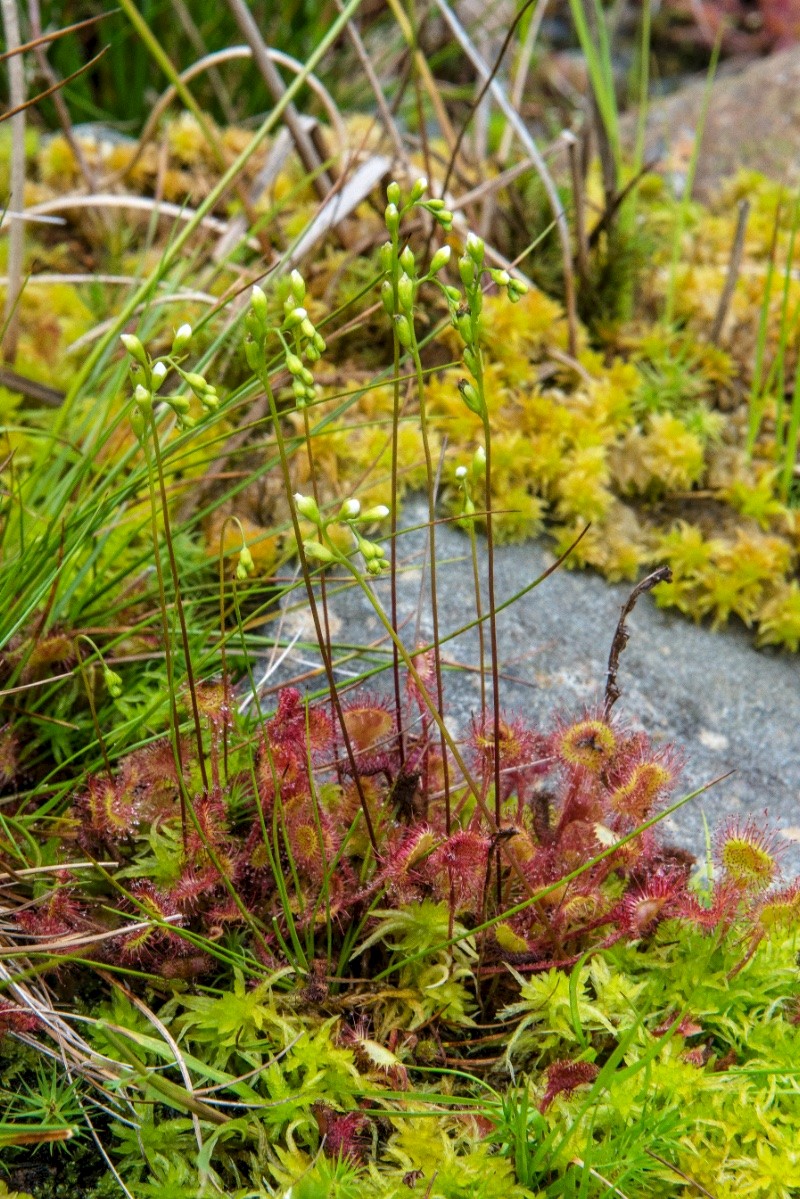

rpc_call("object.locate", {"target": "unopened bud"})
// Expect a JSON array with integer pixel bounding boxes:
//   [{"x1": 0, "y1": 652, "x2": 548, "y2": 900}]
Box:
[
  {"x1": 284, "y1": 306, "x2": 307, "y2": 329},
  {"x1": 397, "y1": 273, "x2": 414, "y2": 311},
  {"x1": 339, "y1": 497, "x2": 361, "y2": 520},
  {"x1": 385, "y1": 202, "x2": 400, "y2": 236},
  {"x1": 380, "y1": 279, "x2": 394, "y2": 316},
  {"x1": 410, "y1": 176, "x2": 427, "y2": 201},
  {"x1": 130, "y1": 406, "x2": 146, "y2": 440},
  {"x1": 286, "y1": 353, "x2": 303, "y2": 376},
  {"x1": 289, "y1": 270, "x2": 306, "y2": 303},
  {"x1": 172, "y1": 324, "x2": 192, "y2": 355},
  {"x1": 466, "y1": 232, "x2": 485, "y2": 266},
  {"x1": 251, "y1": 285, "x2": 268, "y2": 324},
  {"x1": 152, "y1": 361, "x2": 168, "y2": 387},
  {"x1": 429, "y1": 244, "x2": 452, "y2": 274},
  {"x1": 455, "y1": 465, "x2": 468, "y2": 480},
  {"x1": 303, "y1": 540, "x2": 336, "y2": 565},
  {"x1": 399, "y1": 245, "x2": 415, "y2": 274},
  {"x1": 120, "y1": 333, "x2": 148, "y2": 369},
  {"x1": 458, "y1": 378, "x2": 483, "y2": 415},
  {"x1": 394, "y1": 314, "x2": 413, "y2": 349},
  {"x1": 472, "y1": 445, "x2": 486, "y2": 475},
  {"x1": 458, "y1": 256, "x2": 475, "y2": 287},
  {"x1": 359, "y1": 504, "x2": 391, "y2": 521},
  {"x1": 294, "y1": 493, "x2": 321, "y2": 524},
  {"x1": 134, "y1": 384, "x2": 152, "y2": 407},
  {"x1": 237, "y1": 545, "x2": 254, "y2": 579},
  {"x1": 386, "y1": 180, "x2": 401, "y2": 207},
  {"x1": 103, "y1": 666, "x2": 123, "y2": 698}
]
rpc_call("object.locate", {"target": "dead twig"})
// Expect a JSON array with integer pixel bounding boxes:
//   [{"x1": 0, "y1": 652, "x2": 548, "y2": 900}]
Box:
[
  {"x1": 224, "y1": 0, "x2": 333, "y2": 199},
  {"x1": 710, "y1": 198, "x2": 750, "y2": 345},
  {"x1": 604, "y1": 566, "x2": 672, "y2": 718},
  {"x1": 1, "y1": 0, "x2": 26, "y2": 362}
]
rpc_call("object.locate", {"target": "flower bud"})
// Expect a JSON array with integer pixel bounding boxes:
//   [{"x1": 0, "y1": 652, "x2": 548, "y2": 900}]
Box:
[
  {"x1": 244, "y1": 339, "x2": 263, "y2": 372},
  {"x1": 286, "y1": 353, "x2": 303, "y2": 376},
  {"x1": 463, "y1": 347, "x2": 479, "y2": 375},
  {"x1": 152, "y1": 361, "x2": 168, "y2": 388},
  {"x1": 458, "y1": 256, "x2": 475, "y2": 287},
  {"x1": 103, "y1": 666, "x2": 123, "y2": 698},
  {"x1": 426, "y1": 198, "x2": 445, "y2": 211},
  {"x1": 380, "y1": 279, "x2": 395, "y2": 316},
  {"x1": 458, "y1": 378, "x2": 483, "y2": 415},
  {"x1": 367, "y1": 558, "x2": 385, "y2": 575},
  {"x1": 300, "y1": 318, "x2": 316, "y2": 340},
  {"x1": 237, "y1": 545, "x2": 254, "y2": 580},
  {"x1": 456, "y1": 312, "x2": 472, "y2": 343},
  {"x1": 250, "y1": 285, "x2": 268, "y2": 325},
  {"x1": 386, "y1": 180, "x2": 401, "y2": 207},
  {"x1": 184, "y1": 372, "x2": 212, "y2": 397},
  {"x1": 410, "y1": 176, "x2": 427, "y2": 201},
  {"x1": 313, "y1": 332, "x2": 326, "y2": 354},
  {"x1": 289, "y1": 270, "x2": 306, "y2": 303},
  {"x1": 508, "y1": 278, "x2": 528, "y2": 302},
  {"x1": 339, "y1": 497, "x2": 361, "y2": 520},
  {"x1": 292, "y1": 379, "x2": 307, "y2": 401},
  {"x1": 303, "y1": 540, "x2": 336, "y2": 564},
  {"x1": 384, "y1": 202, "x2": 400, "y2": 236},
  {"x1": 379, "y1": 241, "x2": 393, "y2": 272},
  {"x1": 359, "y1": 504, "x2": 391, "y2": 521},
  {"x1": 200, "y1": 392, "x2": 219, "y2": 412},
  {"x1": 462, "y1": 496, "x2": 475, "y2": 519},
  {"x1": 429, "y1": 244, "x2": 451, "y2": 274},
  {"x1": 444, "y1": 285, "x2": 462, "y2": 303},
  {"x1": 167, "y1": 394, "x2": 191, "y2": 413},
  {"x1": 397, "y1": 272, "x2": 414, "y2": 311},
  {"x1": 294, "y1": 493, "x2": 321, "y2": 524},
  {"x1": 399, "y1": 245, "x2": 415, "y2": 274},
  {"x1": 172, "y1": 324, "x2": 192, "y2": 355},
  {"x1": 177, "y1": 413, "x2": 196, "y2": 431},
  {"x1": 356, "y1": 534, "x2": 378, "y2": 561},
  {"x1": 394, "y1": 314, "x2": 413, "y2": 349},
  {"x1": 472, "y1": 444, "x2": 486, "y2": 476},
  {"x1": 120, "y1": 333, "x2": 148, "y2": 369},
  {"x1": 284, "y1": 306, "x2": 307, "y2": 329},
  {"x1": 489, "y1": 268, "x2": 510, "y2": 287},
  {"x1": 466, "y1": 232, "x2": 485, "y2": 266},
  {"x1": 134, "y1": 384, "x2": 152, "y2": 408},
  {"x1": 130, "y1": 406, "x2": 146, "y2": 440},
  {"x1": 455, "y1": 465, "x2": 468, "y2": 480},
  {"x1": 305, "y1": 345, "x2": 320, "y2": 363}
]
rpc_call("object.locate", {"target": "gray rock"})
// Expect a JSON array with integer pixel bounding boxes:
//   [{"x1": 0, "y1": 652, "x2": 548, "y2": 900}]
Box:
[
  {"x1": 624, "y1": 46, "x2": 800, "y2": 200},
  {"x1": 275, "y1": 498, "x2": 800, "y2": 870}
]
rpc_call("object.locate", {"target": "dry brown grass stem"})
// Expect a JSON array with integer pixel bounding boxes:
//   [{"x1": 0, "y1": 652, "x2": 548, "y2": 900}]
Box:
[
  {"x1": 108, "y1": 45, "x2": 348, "y2": 190},
  {"x1": 1, "y1": 0, "x2": 26, "y2": 363}
]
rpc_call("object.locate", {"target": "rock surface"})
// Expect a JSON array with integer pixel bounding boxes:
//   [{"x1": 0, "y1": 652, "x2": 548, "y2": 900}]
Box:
[
  {"x1": 277, "y1": 498, "x2": 800, "y2": 869},
  {"x1": 627, "y1": 46, "x2": 800, "y2": 199}
]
